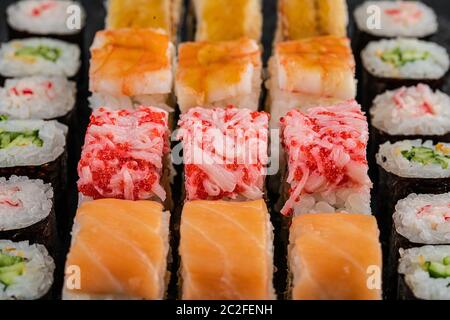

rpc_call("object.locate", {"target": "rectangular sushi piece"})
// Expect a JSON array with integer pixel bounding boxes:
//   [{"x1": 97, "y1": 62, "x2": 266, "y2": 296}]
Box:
[
  {"x1": 0, "y1": 76, "x2": 76, "y2": 125},
  {"x1": 275, "y1": 0, "x2": 348, "y2": 42},
  {"x1": 192, "y1": 0, "x2": 262, "y2": 42},
  {"x1": 6, "y1": 0, "x2": 86, "y2": 45},
  {"x1": 175, "y1": 38, "x2": 262, "y2": 113},
  {"x1": 0, "y1": 176, "x2": 56, "y2": 252},
  {"x1": 398, "y1": 246, "x2": 450, "y2": 300},
  {"x1": 77, "y1": 106, "x2": 172, "y2": 209},
  {"x1": 179, "y1": 199, "x2": 275, "y2": 300},
  {"x1": 280, "y1": 101, "x2": 372, "y2": 215},
  {"x1": 63, "y1": 199, "x2": 170, "y2": 300},
  {"x1": 288, "y1": 213, "x2": 382, "y2": 300},
  {"x1": 177, "y1": 106, "x2": 269, "y2": 201},
  {"x1": 89, "y1": 29, "x2": 174, "y2": 113},
  {"x1": 0, "y1": 240, "x2": 55, "y2": 300},
  {"x1": 105, "y1": 0, "x2": 182, "y2": 41},
  {"x1": 267, "y1": 36, "x2": 356, "y2": 127}
]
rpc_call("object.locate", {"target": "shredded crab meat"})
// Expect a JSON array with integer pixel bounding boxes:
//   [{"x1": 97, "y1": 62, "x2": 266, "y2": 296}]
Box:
[
  {"x1": 384, "y1": 2, "x2": 423, "y2": 25},
  {"x1": 78, "y1": 106, "x2": 169, "y2": 201},
  {"x1": 177, "y1": 105, "x2": 269, "y2": 201},
  {"x1": 417, "y1": 204, "x2": 450, "y2": 224},
  {"x1": 392, "y1": 84, "x2": 437, "y2": 116},
  {"x1": 0, "y1": 186, "x2": 22, "y2": 208},
  {"x1": 280, "y1": 100, "x2": 371, "y2": 216}
]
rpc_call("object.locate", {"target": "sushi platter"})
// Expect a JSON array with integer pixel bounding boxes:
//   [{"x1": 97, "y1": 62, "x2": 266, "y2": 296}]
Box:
[{"x1": 0, "y1": 0, "x2": 449, "y2": 302}]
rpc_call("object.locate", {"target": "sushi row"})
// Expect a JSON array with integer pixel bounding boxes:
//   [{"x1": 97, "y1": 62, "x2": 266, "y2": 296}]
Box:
[{"x1": 351, "y1": 1, "x2": 450, "y2": 300}]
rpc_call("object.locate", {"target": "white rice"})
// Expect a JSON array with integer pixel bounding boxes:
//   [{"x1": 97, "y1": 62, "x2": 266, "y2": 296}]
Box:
[
  {"x1": 89, "y1": 93, "x2": 174, "y2": 114},
  {"x1": 0, "y1": 120, "x2": 67, "y2": 167},
  {"x1": 0, "y1": 76, "x2": 76, "y2": 120},
  {"x1": 0, "y1": 240, "x2": 55, "y2": 300},
  {"x1": 376, "y1": 140, "x2": 450, "y2": 178},
  {"x1": 0, "y1": 176, "x2": 53, "y2": 232},
  {"x1": 362, "y1": 38, "x2": 449, "y2": 79},
  {"x1": 7, "y1": 0, "x2": 86, "y2": 35},
  {"x1": 398, "y1": 246, "x2": 450, "y2": 300},
  {"x1": 371, "y1": 85, "x2": 450, "y2": 136},
  {"x1": 0, "y1": 38, "x2": 80, "y2": 78},
  {"x1": 354, "y1": 1, "x2": 438, "y2": 38},
  {"x1": 394, "y1": 193, "x2": 450, "y2": 245}
]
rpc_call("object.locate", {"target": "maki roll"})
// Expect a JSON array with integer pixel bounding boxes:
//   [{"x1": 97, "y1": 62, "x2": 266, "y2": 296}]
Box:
[
  {"x1": 275, "y1": 0, "x2": 348, "y2": 42},
  {"x1": 370, "y1": 84, "x2": 450, "y2": 146},
  {"x1": 288, "y1": 213, "x2": 382, "y2": 300},
  {"x1": 0, "y1": 240, "x2": 55, "y2": 300},
  {"x1": 398, "y1": 246, "x2": 450, "y2": 300},
  {"x1": 77, "y1": 106, "x2": 172, "y2": 210},
  {"x1": 0, "y1": 76, "x2": 76, "y2": 125},
  {"x1": 106, "y1": 0, "x2": 182, "y2": 41},
  {"x1": 175, "y1": 38, "x2": 262, "y2": 113},
  {"x1": 192, "y1": 0, "x2": 262, "y2": 42},
  {"x1": 266, "y1": 36, "x2": 356, "y2": 128},
  {"x1": 179, "y1": 200, "x2": 275, "y2": 300},
  {"x1": 63, "y1": 199, "x2": 170, "y2": 300},
  {"x1": 361, "y1": 38, "x2": 449, "y2": 108},
  {"x1": 280, "y1": 101, "x2": 372, "y2": 216},
  {"x1": 177, "y1": 106, "x2": 269, "y2": 201},
  {"x1": 0, "y1": 176, "x2": 55, "y2": 251},
  {"x1": 6, "y1": 0, "x2": 86, "y2": 46},
  {"x1": 88, "y1": 29, "x2": 174, "y2": 114},
  {"x1": 0, "y1": 38, "x2": 81, "y2": 80}
]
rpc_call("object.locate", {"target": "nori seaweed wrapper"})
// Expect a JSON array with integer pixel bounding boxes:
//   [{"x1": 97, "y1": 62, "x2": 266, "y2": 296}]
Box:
[
  {"x1": 371, "y1": 127, "x2": 450, "y2": 148},
  {"x1": 397, "y1": 275, "x2": 420, "y2": 300}
]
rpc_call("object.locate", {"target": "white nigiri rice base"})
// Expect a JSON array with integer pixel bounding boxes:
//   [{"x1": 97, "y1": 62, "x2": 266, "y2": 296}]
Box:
[
  {"x1": 398, "y1": 245, "x2": 450, "y2": 300},
  {"x1": 0, "y1": 240, "x2": 55, "y2": 300},
  {"x1": 394, "y1": 193, "x2": 450, "y2": 244},
  {"x1": 0, "y1": 120, "x2": 67, "y2": 167},
  {"x1": 0, "y1": 176, "x2": 53, "y2": 232},
  {"x1": 376, "y1": 140, "x2": 450, "y2": 178},
  {"x1": 362, "y1": 38, "x2": 449, "y2": 79}
]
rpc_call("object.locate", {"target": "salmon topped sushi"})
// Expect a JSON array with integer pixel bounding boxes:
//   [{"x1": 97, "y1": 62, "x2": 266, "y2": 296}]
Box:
[
  {"x1": 63, "y1": 199, "x2": 170, "y2": 300},
  {"x1": 175, "y1": 38, "x2": 262, "y2": 112},
  {"x1": 193, "y1": 0, "x2": 262, "y2": 42},
  {"x1": 89, "y1": 28, "x2": 174, "y2": 112},
  {"x1": 289, "y1": 213, "x2": 382, "y2": 300},
  {"x1": 180, "y1": 200, "x2": 275, "y2": 300},
  {"x1": 267, "y1": 36, "x2": 356, "y2": 127}
]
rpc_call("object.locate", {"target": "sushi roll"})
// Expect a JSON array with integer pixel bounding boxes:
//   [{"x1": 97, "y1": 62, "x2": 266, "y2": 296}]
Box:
[
  {"x1": 63, "y1": 199, "x2": 170, "y2": 300},
  {"x1": 280, "y1": 101, "x2": 372, "y2": 216},
  {"x1": 275, "y1": 0, "x2": 348, "y2": 42},
  {"x1": 266, "y1": 36, "x2": 356, "y2": 128},
  {"x1": 0, "y1": 76, "x2": 76, "y2": 125},
  {"x1": 88, "y1": 29, "x2": 174, "y2": 114},
  {"x1": 361, "y1": 38, "x2": 449, "y2": 108},
  {"x1": 398, "y1": 246, "x2": 450, "y2": 300},
  {"x1": 105, "y1": 0, "x2": 182, "y2": 41},
  {"x1": 179, "y1": 200, "x2": 275, "y2": 300},
  {"x1": 0, "y1": 176, "x2": 55, "y2": 251},
  {"x1": 177, "y1": 106, "x2": 269, "y2": 201},
  {"x1": 370, "y1": 84, "x2": 450, "y2": 146},
  {"x1": 175, "y1": 38, "x2": 262, "y2": 113},
  {"x1": 6, "y1": 0, "x2": 86, "y2": 46},
  {"x1": 0, "y1": 38, "x2": 81, "y2": 81},
  {"x1": 288, "y1": 213, "x2": 382, "y2": 300},
  {"x1": 0, "y1": 240, "x2": 55, "y2": 300},
  {"x1": 192, "y1": 0, "x2": 262, "y2": 42},
  {"x1": 77, "y1": 106, "x2": 172, "y2": 210}
]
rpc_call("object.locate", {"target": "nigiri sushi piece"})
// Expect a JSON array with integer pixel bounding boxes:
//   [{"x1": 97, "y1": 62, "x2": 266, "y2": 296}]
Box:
[
  {"x1": 105, "y1": 0, "x2": 182, "y2": 40},
  {"x1": 63, "y1": 199, "x2": 170, "y2": 300},
  {"x1": 266, "y1": 36, "x2": 356, "y2": 127},
  {"x1": 89, "y1": 28, "x2": 174, "y2": 112},
  {"x1": 280, "y1": 101, "x2": 372, "y2": 215},
  {"x1": 175, "y1": 38, "x2": 262, "y2": 112},
  {"x1": 177, "y1": 106, "x2": 269, "y2": 201},
  {"x1": 180, "y1": 200, "x2": 275, "y2": 300},
  {"x1": 289, "y1": 213, "x2": 382, "y2": 300},
  {"x1": 276, "y1": 0, "x2": 348, "y2": 41},
  {"x1": 193, "y1": 0, "x2": 262, "y2": 42},
  {"x1": 77, "y1": 106, "x2": 172, "y2": 209}
]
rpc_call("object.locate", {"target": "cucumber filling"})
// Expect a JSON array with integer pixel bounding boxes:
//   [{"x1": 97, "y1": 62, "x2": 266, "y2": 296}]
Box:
[
  {"x1": 15, "y1": 45, "x2": 62, "y2": 63},
  {"x1": 381, "y1": 47, "x2": 430, "y2": 68},
  {"x1": 0, "y1": 129, "x2": 44, "y2": 149},
  {"x1": 422, "y1": 256, "x2": 450, "y2": 279},
  {"x1": 401, "y1": 146, "x2": 450, "y2": 169},
  {"x1": 0, "y1": 251, "x2": 26, "y2": 288}
]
